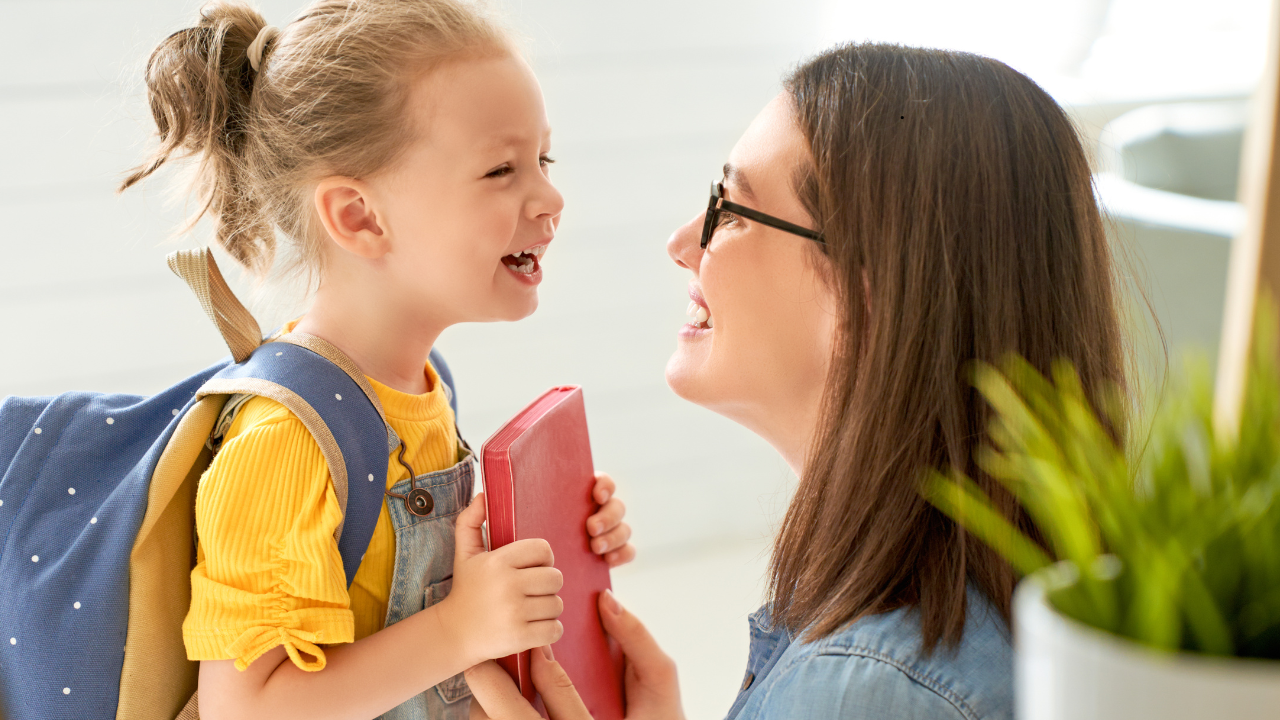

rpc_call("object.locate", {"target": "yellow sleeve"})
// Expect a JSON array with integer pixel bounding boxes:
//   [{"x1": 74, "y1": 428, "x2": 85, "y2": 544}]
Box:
[{"x1": 183, "y1": 398, "x2": 354, "y2": 672}]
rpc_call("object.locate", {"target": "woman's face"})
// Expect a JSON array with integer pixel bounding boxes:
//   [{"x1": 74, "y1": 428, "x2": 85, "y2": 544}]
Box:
[{"x1": 665, "y1": 93, "x2": 839, "y2": 468}]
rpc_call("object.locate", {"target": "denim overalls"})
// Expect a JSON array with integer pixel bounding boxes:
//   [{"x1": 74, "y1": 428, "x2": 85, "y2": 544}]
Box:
[{"x1": 377, "y1": 442, "x2": 475, "y2": 720}]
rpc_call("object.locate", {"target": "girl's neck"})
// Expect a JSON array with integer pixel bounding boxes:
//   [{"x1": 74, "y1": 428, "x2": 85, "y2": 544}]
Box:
[{"x1": 293, "y1": 284, "x2": 446, "y2": 396}]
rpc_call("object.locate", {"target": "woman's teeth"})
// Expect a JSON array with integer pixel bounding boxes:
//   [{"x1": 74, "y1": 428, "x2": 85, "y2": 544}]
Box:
[{"x1": 685, "y1": 301, "x2": 714, "y2": 329}]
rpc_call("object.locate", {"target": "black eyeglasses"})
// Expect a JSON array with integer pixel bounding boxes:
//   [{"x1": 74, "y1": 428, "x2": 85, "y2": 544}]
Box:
[{"x1": 700, "y1": 181, "x2": 825, "y2": 249}]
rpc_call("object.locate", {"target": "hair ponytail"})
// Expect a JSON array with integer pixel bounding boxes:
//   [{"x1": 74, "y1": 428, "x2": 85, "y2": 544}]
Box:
[
  {"x1": 121, "y1": 1, "x2": 277, "y2": 274},
  {"x1": 122, "y1": 0, "x2": 508, "y2": 279}
]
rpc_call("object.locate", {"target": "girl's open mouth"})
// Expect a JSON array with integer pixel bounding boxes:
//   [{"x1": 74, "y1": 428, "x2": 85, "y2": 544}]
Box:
[{"x1": 501, "y1": 244, "x2": 547, "y2": 276}]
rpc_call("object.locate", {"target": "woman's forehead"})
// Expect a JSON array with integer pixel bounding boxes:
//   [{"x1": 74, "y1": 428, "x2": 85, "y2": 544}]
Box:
[{"x1": 725, "y1": 93, "x2": 807, "y2": 202}]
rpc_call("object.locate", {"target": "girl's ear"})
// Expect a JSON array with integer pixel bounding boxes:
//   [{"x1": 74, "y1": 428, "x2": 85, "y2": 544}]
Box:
[{"x1": 314, "y1": 177, "x2": 389, "y2": 259}]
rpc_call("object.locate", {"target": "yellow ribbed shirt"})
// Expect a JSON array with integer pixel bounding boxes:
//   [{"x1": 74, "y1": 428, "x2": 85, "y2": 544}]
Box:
[{"x1": 183, "y1": 357, "x2": 458, "y2": 672}]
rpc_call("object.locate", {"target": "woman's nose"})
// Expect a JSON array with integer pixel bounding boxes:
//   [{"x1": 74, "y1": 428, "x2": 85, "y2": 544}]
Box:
[{"x1": 667, "y1": 212, "x2": 705, "y2": 271}]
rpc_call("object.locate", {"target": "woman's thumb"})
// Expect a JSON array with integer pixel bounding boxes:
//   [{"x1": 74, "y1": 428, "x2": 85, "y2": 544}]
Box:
[
  {"x1": 455, "y1": 492, "x2": 489, "y2": 562},
  {"x1": 597, "y1": 590, "x2": 676, "y2": 681}
]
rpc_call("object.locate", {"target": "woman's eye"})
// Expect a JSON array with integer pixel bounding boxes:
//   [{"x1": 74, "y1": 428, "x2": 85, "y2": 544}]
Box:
[
  {"x1": 486, "y1": 165, "x2": 513, "y2": 178},
  {"x1": 716, "y1": 211, "x2": 738, "y2": 228},
  {"x1": 539, "y1": 155, "x2": 556, "y2": 167}
]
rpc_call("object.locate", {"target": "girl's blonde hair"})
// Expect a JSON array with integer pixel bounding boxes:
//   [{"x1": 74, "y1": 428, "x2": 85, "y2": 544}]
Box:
[{"x1": 121, "y1": 0, "x2": 509, "y2": 277}]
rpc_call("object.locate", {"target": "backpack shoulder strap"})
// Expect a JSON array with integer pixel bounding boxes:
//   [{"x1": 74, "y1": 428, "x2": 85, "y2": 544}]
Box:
[
  {"x1": 428, "y1": 347, "x2": 458, "y2": 417},
  {"x1": 199, "y1": 334, "x2": 392, "y2": 588}
]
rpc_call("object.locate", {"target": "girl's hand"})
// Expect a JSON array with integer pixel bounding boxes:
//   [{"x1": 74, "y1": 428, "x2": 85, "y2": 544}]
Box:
[
  {"x1": 465, "y1": 591, "x2": 686, "y2": 720},
  {"x1": 587, "y1": 472, "x2": 636, "y2": 567},
  {"x1": 436, "y1": 493, "x2": 565, "y2": 665}
]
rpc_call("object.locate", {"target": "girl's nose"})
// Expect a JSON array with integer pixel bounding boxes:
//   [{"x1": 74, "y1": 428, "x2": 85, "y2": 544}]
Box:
[
  {"x1": 531, "y1": 172, "x2": 565, "y2": 222},
  {"x1": 667, "y1": 211, "x2": 705, "y2": 272}
]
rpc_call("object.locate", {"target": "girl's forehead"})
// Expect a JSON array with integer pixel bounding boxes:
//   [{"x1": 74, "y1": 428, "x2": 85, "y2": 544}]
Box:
[{"x1": 411, "y1": 53, "x2": 550, "y2": 150}]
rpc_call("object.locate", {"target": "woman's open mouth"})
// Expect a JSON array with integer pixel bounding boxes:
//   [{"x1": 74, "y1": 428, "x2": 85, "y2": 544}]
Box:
[
  {"x1": 685, "y1": 300, "x2": 714, "y2": 329},
  {"x1": 501, "y1": 244, "x2": 547, "y2": 280}
]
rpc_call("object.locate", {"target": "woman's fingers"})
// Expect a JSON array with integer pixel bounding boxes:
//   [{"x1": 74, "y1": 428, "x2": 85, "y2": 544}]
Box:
[
  {"x1": 598, "y1": 590, "x2": 686, "y2": 719},
  {"x1": 464, "y1": 661, "x2": 541, "y2": 720},
  {"x1": 530, "y1": 646, "x2": 596, "y2": 720},
  {"x1": 588, "y1": 497, "x2": 626, "y2": 537},
  {"x1": 590, "y1": 522, "x2": 631, "y2": 555}
]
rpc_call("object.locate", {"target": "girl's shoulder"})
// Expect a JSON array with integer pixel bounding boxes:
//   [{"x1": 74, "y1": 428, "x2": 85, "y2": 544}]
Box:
[{"x1": 746, "y1": 589, "x2": 1013, "y2": 720}]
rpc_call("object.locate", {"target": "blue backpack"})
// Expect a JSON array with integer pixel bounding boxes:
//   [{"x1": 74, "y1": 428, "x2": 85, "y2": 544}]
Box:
[{"x1": 0, "y1": 249, "x2": 458, "y2": 720}]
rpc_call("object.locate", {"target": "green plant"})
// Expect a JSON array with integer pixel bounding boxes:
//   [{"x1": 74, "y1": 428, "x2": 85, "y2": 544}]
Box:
[{"x1": 926, "y1": 307, "x2": 1280, "y2": 659}]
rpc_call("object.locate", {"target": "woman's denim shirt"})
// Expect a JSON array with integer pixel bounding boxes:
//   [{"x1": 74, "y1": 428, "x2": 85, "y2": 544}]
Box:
[{"x1": 725, "y1": 587, "x2": 1013, "y2": 720}]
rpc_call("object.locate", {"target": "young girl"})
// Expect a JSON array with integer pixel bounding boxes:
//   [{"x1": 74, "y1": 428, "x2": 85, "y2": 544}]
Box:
[{"x1": 120, "y1": 2, "x2": 635, "y2": 719}]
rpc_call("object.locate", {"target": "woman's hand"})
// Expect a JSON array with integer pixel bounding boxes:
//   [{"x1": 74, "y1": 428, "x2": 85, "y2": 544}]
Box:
[
  {"x1": 587, "y1": 472, "x2": 636, "y2": 568},
  {"x1": 465, "y1": 591, "x2": 685, "y2": 720}
]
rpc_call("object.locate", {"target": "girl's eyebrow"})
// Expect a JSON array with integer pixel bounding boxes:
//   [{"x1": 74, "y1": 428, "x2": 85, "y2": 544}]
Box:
[
  {"x1": 482, "y1": 129, "x2": 554, "y2": 151},
  {"x1": 722, "y1": 162, "x2": 756, "y2": 200}
]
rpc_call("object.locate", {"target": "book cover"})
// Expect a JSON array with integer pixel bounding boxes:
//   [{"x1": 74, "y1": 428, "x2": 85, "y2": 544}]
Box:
[{"x1": 481, "y1": 386, "x2": 625, "y2": 720}]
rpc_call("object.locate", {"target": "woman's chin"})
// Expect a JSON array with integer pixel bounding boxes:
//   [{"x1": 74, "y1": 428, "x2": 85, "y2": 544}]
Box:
[{"x1": 665, "y1": 348, "x2": 709, "y2": 404}]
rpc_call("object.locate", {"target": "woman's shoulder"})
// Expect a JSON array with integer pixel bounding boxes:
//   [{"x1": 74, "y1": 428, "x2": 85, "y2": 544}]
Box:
[{"x1": 751, "y1": 589, "x2": 1013, "y2": 720}]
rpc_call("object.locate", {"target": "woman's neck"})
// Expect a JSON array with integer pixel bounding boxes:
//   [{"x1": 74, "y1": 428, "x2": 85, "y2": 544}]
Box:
[{"x1": 293, "y1": 281, "x2": 446, "y2": 395}]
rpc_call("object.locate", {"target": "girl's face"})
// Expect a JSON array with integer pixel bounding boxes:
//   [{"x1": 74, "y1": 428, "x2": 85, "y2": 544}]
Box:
[
  {"x1": 665, "y1": 93, "x2": 839, "y2": 469},
  {"x1": 369, "y1": 51, "x2": 563, "y2": 326}
]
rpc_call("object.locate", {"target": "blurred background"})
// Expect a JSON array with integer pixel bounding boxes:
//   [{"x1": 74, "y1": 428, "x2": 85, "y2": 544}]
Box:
[{"x1": 0, "y1": 0, "x2": 1273, "y2": 716}]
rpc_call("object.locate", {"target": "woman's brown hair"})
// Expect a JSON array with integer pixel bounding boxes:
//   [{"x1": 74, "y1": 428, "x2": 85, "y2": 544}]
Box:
[
  {"x1": 120, "y1": 0, "x2": 508, "y2": 278},
  {"x1": 768, "y1": 43, "x2": 1127, "y2": 650}
]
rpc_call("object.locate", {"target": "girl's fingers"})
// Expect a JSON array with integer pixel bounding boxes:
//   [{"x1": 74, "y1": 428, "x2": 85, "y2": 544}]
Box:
[
  {"x1": 590, "y1": 523, "x2": 632, "y2": 555},
  {"x1": 530, "y1": 647, "x2": 596, "y2": 720},
  {"x1": 524, "y1": 594, "x2": 565, "y2": 622},
  {"x1": 592, "y1": 472, "x2": 616, "y2": 504},
  {"x1": 587, "y1": 497, "x2": 626, "y2": 537},
  {"x1": 525, "y1": 619, "x2": 564, "y2": 648},
  {"x1": 498, "y1": 538, "x2": 555, "y2": 568},
  {"x1": 604, "y1": 543, "x2": 637, "y2": 568},
  {"x1": 464, "y1": 661, "x2": 541, "y2": 720},
  {"x1": 519, "y1": 566, "x2": 564, "y2": 596}
]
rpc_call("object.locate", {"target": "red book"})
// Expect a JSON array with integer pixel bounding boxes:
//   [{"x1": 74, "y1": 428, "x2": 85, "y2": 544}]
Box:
[{"x1": 481, "y1": 386, "x2": 625, "y2": 720}]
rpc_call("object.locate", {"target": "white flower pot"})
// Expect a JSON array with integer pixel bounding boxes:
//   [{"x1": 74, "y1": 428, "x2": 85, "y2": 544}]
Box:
[{"x1": 1014, "y1": 572, "x2": 1280, "y2": 719}]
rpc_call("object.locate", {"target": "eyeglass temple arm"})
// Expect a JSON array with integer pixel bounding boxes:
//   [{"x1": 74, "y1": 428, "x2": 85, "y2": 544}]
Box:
[{"x1": 718, "y1": 198, "x2": 825, "y2": 243}]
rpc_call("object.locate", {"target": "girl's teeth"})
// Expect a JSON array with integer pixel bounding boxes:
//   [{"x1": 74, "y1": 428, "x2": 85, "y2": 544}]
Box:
[
  {"x1": 706, "y1": 316, "x2": 714, "y2": 329},
  {"x1": 694, "y1": 306, "x2": 709, "y2": 324},
  {"x1": 687, "y1": 302, "x2": 698, "y2": 318}
]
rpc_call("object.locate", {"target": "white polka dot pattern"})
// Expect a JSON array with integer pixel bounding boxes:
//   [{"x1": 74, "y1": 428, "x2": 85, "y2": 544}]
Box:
[
  {"x1": 68, "y1": 488, "x2": 75, "y2": 495},
  {"x1": 336, "y1": 394, "x2": 342, "y2": 401},
  {"x1": 106, "y1": 418, "x2": 114, "y2": 425},
  {"x1": 33, "y1": 428, "x2": 41, "y2": 435}
]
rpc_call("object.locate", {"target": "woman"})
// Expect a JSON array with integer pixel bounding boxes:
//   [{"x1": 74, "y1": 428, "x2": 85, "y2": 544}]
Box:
[{"x1": 469, "y1": 41, "x2": 1125, "y2": 720}]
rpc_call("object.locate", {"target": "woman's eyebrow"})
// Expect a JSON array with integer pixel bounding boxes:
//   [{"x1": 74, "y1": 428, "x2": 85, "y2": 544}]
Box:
[{"x1": 722, "y1": 162, "x2": 755, "y2": 200}]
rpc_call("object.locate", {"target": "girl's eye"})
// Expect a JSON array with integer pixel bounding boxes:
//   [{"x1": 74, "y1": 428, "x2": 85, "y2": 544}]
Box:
[
  {"x1": 539, "y1": 155, "x2": 556, "y2": 167},
  {"x1": 715, "y1": 211, "x2": 738, "y2": 229},
  {"x1": 485, "y1": 165, "x2": 513, "y2": 178}
]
